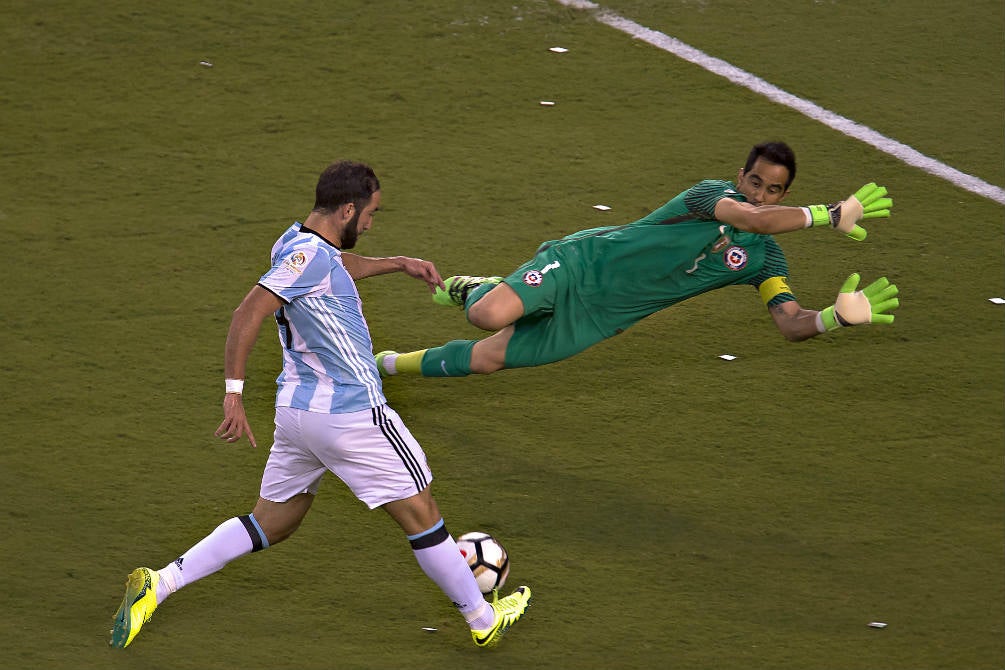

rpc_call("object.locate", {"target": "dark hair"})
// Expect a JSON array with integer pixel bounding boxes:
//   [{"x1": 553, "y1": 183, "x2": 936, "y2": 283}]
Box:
[
  {"x1": 313, "y1": 161, "x2": 381, "y2": 213},
  {"x1": 744, "y1": 141, "x2": 796, "y2": 189}
]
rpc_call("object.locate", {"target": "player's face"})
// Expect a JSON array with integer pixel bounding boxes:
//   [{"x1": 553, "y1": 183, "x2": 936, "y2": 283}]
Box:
[
  {"x1": 339, "y1": 190, "x2": 382, "y2": 250},
  {"x1": 736, "y1": 158, "x2": 790, "y2": 207}
]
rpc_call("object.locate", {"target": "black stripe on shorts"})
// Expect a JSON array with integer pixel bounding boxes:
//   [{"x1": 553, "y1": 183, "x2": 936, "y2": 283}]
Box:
[{"x1": 374, "y1": 409, "x2": 428, "y2": 493}]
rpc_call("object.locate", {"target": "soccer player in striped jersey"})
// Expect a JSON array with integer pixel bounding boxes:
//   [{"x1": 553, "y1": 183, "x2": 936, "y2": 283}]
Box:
[
  {"x1": 376, "y1": 141, "x2": 900, "y2": 378},
  {"x1": 110, "y1": 161, "x2": 531, "y2": 650}
]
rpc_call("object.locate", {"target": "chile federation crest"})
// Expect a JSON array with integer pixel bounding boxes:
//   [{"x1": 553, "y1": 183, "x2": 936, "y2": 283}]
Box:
[{"x1": 723, "y1": 245, "x2": 748, "y2": 271}]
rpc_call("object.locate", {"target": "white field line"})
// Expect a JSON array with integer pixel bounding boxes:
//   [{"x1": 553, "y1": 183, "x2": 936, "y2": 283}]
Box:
[{"x1": 554, "y1": 0, "x2": 1005, "y2": 206}]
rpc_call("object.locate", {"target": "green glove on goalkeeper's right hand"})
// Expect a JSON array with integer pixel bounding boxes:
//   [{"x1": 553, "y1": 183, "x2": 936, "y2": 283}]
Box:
[
  {"x1": 806, "y1": 183, "x2": 893, "y2": 241},
  {"x1": 819, "y1": 273, "x2": 900, "y2": 331}
]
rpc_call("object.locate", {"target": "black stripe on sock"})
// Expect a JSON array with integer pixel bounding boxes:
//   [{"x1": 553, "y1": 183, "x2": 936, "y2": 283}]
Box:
[
  {"x1": 409, "y1": 522, "x2": 450, "y2": 550},
  {"x1": 238, "y1": 514, "x2": 265, "y2": 553}
]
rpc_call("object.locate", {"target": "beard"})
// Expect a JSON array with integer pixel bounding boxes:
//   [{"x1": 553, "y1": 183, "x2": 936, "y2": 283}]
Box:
[{"x1": 339, "y1": 209, "x2": 361, "y2": 249}]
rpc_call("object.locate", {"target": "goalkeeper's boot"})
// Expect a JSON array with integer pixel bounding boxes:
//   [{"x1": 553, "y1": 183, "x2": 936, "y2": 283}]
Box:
[
  {"x1": 433, "y1": 276, "x2": 501, "y2": 308},
  {"x1": 109, "y1": 567, "x2": 160, "y2": 648},
  {"x1": 375, "y1": 350, "x2": 397, "y2": 377},
  {"x1": 471, "y1": 585, "x2": 532, "y2": 648}
]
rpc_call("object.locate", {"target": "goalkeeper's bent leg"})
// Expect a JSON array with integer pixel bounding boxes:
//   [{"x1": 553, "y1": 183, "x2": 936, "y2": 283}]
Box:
[{"x1": 464, "y1": 281, "x2": 497, "y2": 312}]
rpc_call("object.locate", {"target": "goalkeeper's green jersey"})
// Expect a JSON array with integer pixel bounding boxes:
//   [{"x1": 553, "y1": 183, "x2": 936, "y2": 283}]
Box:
[{"x1": 500, "y1": 179, "x2": 795, "y2": 367}]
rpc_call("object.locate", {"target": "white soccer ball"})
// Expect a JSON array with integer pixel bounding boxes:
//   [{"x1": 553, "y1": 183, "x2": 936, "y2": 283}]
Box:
[{"x1": 457, "y1": 531, "x2": 510, "y2": 594}]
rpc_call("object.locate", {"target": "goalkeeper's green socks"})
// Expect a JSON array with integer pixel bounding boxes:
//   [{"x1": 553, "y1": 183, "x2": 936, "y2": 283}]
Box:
[
  {"x1": 420, "y1": 340, "x2": 476, "y2": 377},
  {"x1": 383, "y1": 341, "x2": 476, "y2": 377}
]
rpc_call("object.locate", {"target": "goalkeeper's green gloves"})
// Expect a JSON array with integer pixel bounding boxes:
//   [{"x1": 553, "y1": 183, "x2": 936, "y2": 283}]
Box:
[
  {"x1": 818, "y1": 273, "x2": 900, "y2": 331},
  {"x1": 805, "y1": 183, "x2": 893, "y2": 241}
]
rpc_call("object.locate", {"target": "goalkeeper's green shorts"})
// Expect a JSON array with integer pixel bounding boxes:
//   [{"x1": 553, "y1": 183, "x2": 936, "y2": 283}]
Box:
[{"x1": 495, "y1": 246, "x2": 610, "y2": 369}]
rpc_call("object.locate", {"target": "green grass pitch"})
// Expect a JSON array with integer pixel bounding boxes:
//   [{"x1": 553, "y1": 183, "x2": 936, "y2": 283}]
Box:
[{"x1": 0, "y1": 1, "x2": 1001, "y2": 668}]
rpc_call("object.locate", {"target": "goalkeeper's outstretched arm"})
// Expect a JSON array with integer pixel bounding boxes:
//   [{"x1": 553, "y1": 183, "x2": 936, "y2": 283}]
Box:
[
  {"x1": 716, "y1": 183, "x2": 893, "y2": 240},
  {"x1": 767, "y1": 273, "x2": 900, "y2": 342}
]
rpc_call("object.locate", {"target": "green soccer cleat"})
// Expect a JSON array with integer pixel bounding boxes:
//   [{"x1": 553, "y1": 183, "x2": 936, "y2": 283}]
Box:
[
  {"x1": 432, "y1": 276, "x2": 502, "y2": 308},
  {"x1": 109, "y1": 567, "x2": 160, "y2": 649},
  {"x1": 471, "y1": 585, "x2": 532, "y2": 649},
  {"x1": 375, "y1": 350, "x2": 397, "y2": 377}
]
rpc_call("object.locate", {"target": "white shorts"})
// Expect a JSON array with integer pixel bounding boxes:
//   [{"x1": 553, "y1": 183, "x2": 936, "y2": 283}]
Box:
[{"x1": 261, "y1": 404, "x2": 432, "y2": 509}]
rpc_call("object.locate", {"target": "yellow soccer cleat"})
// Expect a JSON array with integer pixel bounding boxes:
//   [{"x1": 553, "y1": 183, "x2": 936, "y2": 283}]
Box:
[
  {"x1": 109, "y1": 567, "x2": 159, "y2": 648},
  {"x1": 471, "y1": 585, "x2": 532, "y2": 648}
]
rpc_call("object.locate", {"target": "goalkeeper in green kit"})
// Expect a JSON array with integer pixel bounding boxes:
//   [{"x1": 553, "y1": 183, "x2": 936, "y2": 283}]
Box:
[{"x1": 376, "y1": 141, "x2": 900, "y2": 378}]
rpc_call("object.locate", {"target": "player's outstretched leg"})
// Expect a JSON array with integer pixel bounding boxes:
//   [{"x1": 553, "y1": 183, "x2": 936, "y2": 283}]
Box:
[
  {"x1": 470, "y1": 585, "x2": 532, "y2": 648},
  {"x1": 109, "y1": 567, "x2": 160, "y2": 648},
  {"x1": 433, "y1": 276, "x2": 502, "y2": 308}
]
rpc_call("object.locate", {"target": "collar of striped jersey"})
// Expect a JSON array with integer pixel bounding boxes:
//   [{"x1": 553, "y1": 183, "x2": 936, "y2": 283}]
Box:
[{"x1": 299, "y1": 223, "x2": 340, "y2": 250}]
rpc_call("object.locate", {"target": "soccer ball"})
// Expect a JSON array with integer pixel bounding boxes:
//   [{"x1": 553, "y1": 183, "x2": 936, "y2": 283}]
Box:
[{"x1": 457, "y1": 531, "x2": 510, "y2": 594}]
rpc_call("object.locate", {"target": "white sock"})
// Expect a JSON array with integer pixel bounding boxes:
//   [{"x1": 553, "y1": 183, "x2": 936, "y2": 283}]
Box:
[
  {"x1": 382, "y1": 353, "x2": 398, "y2": 375},
  {"x1": 155, "y1": 516, "x2": 264, "y2": 603},
  {"x1": 410, "y1": 526, "x2": 490, "y2": 629},
  {"x1": 463, "y1": 601, "x2": 495, "y2": 630},
  {"x1": 155, "y1": 562, "x2": 181, "y2": 604}
]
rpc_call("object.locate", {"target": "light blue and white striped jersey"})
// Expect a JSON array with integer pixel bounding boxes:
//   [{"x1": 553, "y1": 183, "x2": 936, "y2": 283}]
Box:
[{"x1": 257, "y1": 222, "x2": 386, "y2": 414}]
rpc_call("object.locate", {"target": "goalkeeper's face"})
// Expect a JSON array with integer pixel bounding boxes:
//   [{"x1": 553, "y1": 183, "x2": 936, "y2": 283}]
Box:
[{"x1": 736, "y1": 158, "x2": 791, "y2": 207}]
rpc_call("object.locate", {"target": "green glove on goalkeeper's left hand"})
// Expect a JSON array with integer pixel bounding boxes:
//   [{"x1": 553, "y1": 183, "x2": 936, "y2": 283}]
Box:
[
  {"x1": 819, "y1": 273, "x2": 900, "y2": 331},
  {"x1": 806, "y1": 183, "x2": 893, "y2": 241}
]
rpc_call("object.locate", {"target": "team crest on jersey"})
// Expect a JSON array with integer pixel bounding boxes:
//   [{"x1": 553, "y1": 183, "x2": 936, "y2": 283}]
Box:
[
  {"x1": 522, "y1": 270, "x2": 543, "y2": 287},
  {"x1": 723, "y1": 245, "x2": 748, "y2": 271},
  {"x1": 282, "y1": 251, "x2": 308, "y2": 274}
]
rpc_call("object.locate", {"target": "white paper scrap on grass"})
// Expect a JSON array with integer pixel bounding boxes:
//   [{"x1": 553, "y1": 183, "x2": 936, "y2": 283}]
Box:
[
  {"x1": 549, "y1": 47, "x2": 569, "y2": 53},
  {"x1": 540, "y1": 100, "x2": 556, "y2": 106},
  {"x1": 719, "y1": 354, "x2": 737, "y2": 361},
  {"x1": 989, "y1": 297, "x2": 1005, "y2": 304},
  {"x1": 867, "y1": 622, "x2": 888, "y2": 629},
  {"x1": 421, "y1": 627, "x2": 438, "y2": 632},
  {"x1": 199, "y1": 60, "x2": 213, "y2": 67},
  {"x1": 592, "y1": 204, "x2": 611, "y2": 210}
]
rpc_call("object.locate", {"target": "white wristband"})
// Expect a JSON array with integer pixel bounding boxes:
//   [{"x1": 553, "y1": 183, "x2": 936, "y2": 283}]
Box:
[
  {"x1": 801, "y1": 207, "x2": 813, "y2": 228},
  {"x1": 225, "y1": 378, "x2": 245, "y2": 394}
]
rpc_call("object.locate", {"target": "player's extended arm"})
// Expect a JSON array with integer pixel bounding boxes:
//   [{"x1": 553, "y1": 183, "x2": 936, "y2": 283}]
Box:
[
  {"x1": 817, "y1": 273, "x2": 900, "y2": 331},
  {"x1": 715, "y1": 183, "x2": 892, "y2": 240},
  {"x1": 767, "y1": 273, "x2": 899, "y2": 341},
  {"x1": 341, "y1": 253, "x2": 445, "y2": 293},
  {"x1": 804, "y1": 183, "x2": 893, "y2": 241}
]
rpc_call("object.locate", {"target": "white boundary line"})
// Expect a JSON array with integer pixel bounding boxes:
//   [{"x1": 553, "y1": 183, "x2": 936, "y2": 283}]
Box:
[{"x1": 555, "y1": 0, "x2": 1005, "y2": 206}]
